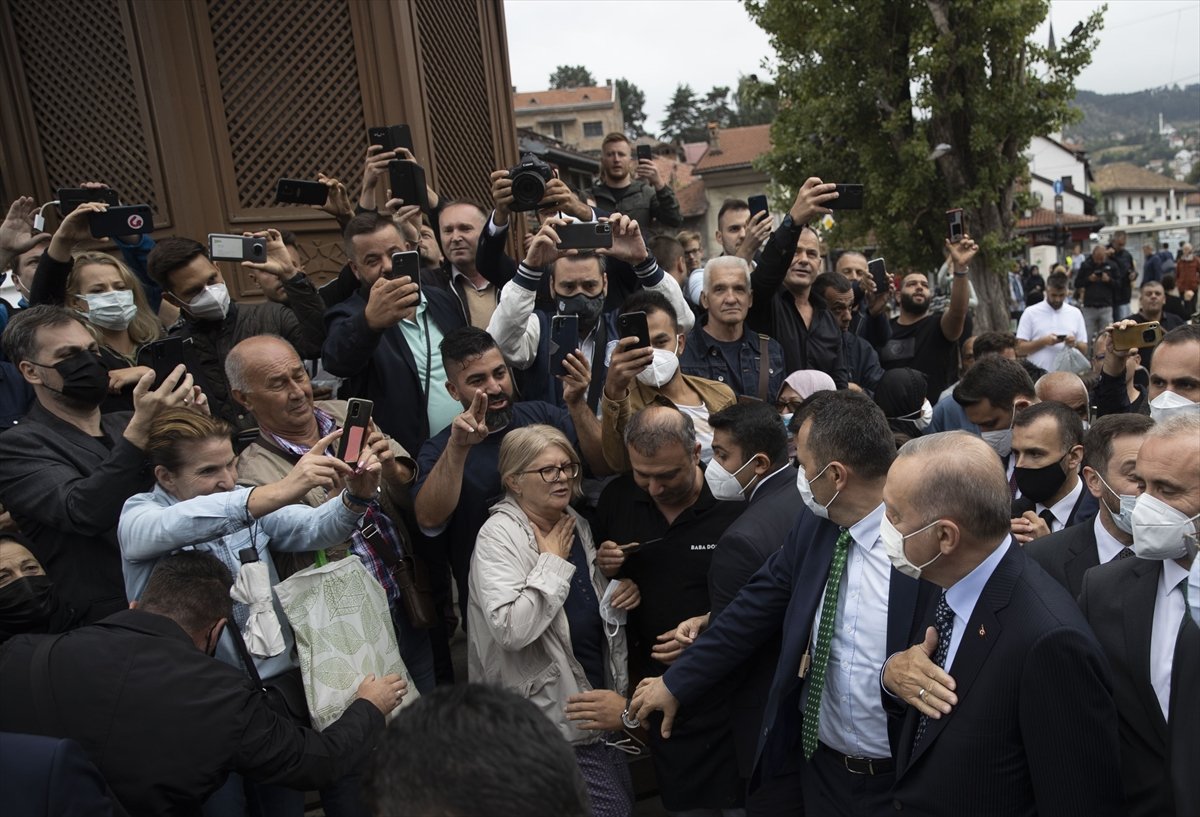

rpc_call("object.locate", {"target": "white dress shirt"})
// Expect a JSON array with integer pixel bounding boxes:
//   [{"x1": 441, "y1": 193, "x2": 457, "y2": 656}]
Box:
[
  {"x1": 1092, "y1": 512, "x2": 1130, "y2": 564},
  {"x1": 1150, "y1": 559, "x2": 1190, "y2": 719},
  {"x1": 810, "y1": 502, "x2": 892, "y2": 758},
  {"x1": 1189, "y1": 556, "x2": 1200, "y2": 627},
  {"x1": 1035, "y1": 478, "x2": 1083, "y2": 533},
  {"x1": 944, "y1": 540, "x2": 1010, "y2": 672}
]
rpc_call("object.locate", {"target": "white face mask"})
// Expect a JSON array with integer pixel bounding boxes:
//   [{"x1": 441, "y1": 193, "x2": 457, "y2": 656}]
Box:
[
  {"x1": 881, "y1": 515, "x2": 943, "y2": 580},
  {"x1": 1095, "y1": 472, "x2": 1136, "y2": 535},
  {"x1": 1131, "y1": 492, "x2": 1200, "y2": 561},
  {"x1": 598, "y1": 580, "x2": 627, "y2": 638},
  {"x1": 896, "y1": 400, "x2": 934, "y2": 432},
  {"x1": 76, "y1": 289, "x2": 137, "y2": 331},
  {"x1": 705, "y1": 456, "x2": 758, "y2": 502},
  {"x1": 780, "y1": 412, "x2": 794, "y2": 432},
  {"x1": 796, "y1": 461, "x2": 838, "y2": 519},
  {"x1": 980, "y1": 428, "x2": 1012, "y2": 458},
  {"x1": 1149, "y1": 390, "x2": 1200, "y2": 423},
  {"x1": 186, "y1": 283, "x2": 231, "y2": 321},
  {"x1": 636, "y1": 341, "x2": 680, "y2": 389}
]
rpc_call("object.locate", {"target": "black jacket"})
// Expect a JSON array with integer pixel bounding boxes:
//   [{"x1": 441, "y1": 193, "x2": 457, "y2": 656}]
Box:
[
  {"x1": 0, "y1": 610, "x2": 383, "y2": 817},
  {"x1": 1024, "y1": 515, "x2": 1102, "y2": 599}
]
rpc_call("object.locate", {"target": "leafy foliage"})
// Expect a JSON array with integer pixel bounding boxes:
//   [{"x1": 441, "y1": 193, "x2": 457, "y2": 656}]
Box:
[
  {"x1": 660, "y1": 84, "x2": 707, "y2": 143},
  {"x1": 548, "y1": 65, "x2": 596, "y2": 89},
  {"x1": 615, "y1": 78, "x2": 648, "y2": 138},
  {"x1": 659, "y1": 75, "x2": 783, "y2": 144}
]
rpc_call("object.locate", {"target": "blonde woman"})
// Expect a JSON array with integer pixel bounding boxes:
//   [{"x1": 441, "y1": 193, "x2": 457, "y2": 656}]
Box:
[{"x1": 468, "y1": 424, "x2": 641, "y2": 817}]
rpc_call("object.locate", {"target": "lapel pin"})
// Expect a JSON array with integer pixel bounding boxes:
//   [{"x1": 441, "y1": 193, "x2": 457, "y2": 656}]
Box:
[{"x1": 978, "y1": 625, "x2": 986, "y2": 637}]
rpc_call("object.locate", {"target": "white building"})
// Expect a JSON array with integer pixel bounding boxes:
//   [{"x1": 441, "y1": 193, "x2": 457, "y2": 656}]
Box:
[
  {"x1": 1093, "y1": 162, "x2": 1198, "y2": 226},
  {"x1": 1023, "y1": 135, "x2": 1094, "y2": 216}
]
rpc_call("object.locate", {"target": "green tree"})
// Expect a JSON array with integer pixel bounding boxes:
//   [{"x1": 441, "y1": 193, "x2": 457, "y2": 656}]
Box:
[
  {"x1": 660, "y1": 84, "x2": 707, "y2": 144},
  {"x1": 615, "y1": 78, "x2": 648, "y2": 138},
  {"x1": 1186, "y1": 163, "x2": 1200, "y2": 186},
  {"x1": 731, "y1": 74, "x2": 778, "y2": 126},
  {"x1": 746, "y1": 0, "x2": 1104, "y2": 331},
  {"x1": 700, "y1": 86, "x2": 737, "y2": 128},
  {"x1": 548, "y1": 65, "x2": 596, "y2": 89}
]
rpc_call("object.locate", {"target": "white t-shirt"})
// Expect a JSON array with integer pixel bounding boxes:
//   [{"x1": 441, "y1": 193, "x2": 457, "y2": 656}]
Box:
[
  {"x1": 676, "y1": 402, "x2": 713, "y2": 462},
  {"x1": 1015, "y1": 300, "x2": 1088, "y2": 371}
]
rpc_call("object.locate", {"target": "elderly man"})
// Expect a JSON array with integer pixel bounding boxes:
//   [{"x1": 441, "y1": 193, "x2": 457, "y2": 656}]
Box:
[
  {"x1": 1079, "y1": 413, "x2": 1200, "y2": 817},
  {"x1": 228, "y1": 335, "x2": 432, "y2": 693},
  {"x1": 879, "y1": 431, "x2": 1121, "y2": 816},
  {"x1": 679, "y1": 256, "x2": 784, "y2": 401}
]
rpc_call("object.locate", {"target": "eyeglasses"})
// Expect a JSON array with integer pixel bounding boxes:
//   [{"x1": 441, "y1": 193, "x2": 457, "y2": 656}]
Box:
[
  {"x1": 520, "y1": 462, "x2": 581, "y2": 483},
  {"x1": 775, "y1": 400, "x2": 804, "y2": 414}
]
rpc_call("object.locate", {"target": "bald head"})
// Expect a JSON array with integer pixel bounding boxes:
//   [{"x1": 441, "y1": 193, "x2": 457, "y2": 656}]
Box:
[
  {"x1": 226, "y1": 335, "x2": 302, "y2": 393},
  {"x1": 1035, "y1": 372, "x2": 1089, "y2": 422},
  {"x1": 625, "y1": 404, "x2": 696, "y2": 458},
  {"x1": 226, "y1": 335, "x2": 315, "y2": 437}
]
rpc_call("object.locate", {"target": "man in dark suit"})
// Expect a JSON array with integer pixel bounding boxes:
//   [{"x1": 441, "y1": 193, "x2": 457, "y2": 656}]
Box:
[
  {"x1": 1010, "y1": 401, "x2": 1098, "y2": 543},
  {"x1": 632, "y1": 391, "x2": 931, "y2": 817},
  {"x1": 0, "y1": 733, "x2": 115, "y2": 816},
  {"x1": 1027, "y1": 413, "x2": 1154, "y2": 597},
  {"x1": 0, "y1": 552, "x2": 405, "y2": 817},
  {"x1": 880, "y1": 431, "x2": 1121, "y2": 816},
  {"x1": 1079, "y1": 413, "x2": 1200, "y2": 817}
]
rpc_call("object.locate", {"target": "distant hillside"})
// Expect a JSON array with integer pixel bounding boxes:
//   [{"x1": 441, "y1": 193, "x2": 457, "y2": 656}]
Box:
[{"x1": 1063, "y1": 84, "x2": 1199, "y2": 146}]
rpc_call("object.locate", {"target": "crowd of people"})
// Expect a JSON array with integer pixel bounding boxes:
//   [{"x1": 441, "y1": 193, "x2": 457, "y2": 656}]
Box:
[{"x1": 0, "y1": 128, "x2": 1197, "y2": 817}]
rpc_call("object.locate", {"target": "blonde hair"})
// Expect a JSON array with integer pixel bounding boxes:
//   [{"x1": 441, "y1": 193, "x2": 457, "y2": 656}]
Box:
[
  {"x1": 146, "y1": 408, "x2": 233, "y2": 472},
  {"x1": 498, "y1": 424, "x2": 582, "y2": 500},
  {"x1": 68, "y1": 251, "x2": 163, "y2": 346}
]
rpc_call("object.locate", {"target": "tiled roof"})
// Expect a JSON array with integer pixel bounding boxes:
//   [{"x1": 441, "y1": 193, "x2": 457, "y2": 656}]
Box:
[
  {"x1": 693, "y1": 125, "x2": 772, "y2": 173},
  {"x1": 675, "y1": 180, "x2": 708, "y2": 218},
  {"x1": 1092, "y1": 162, "x2": 1198, "y2": 193},
  {"x1": 514, "y1": 86, "x2": 614, "y2": 110},
  {"x1": 1015, "y1": 208, "x2": 1105, "y2": 230}
]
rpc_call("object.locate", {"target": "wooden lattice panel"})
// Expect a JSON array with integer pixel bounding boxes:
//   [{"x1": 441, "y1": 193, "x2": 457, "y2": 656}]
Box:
[
  {"x1": 205, "y1": 0, "x2": 366, "y2": 211},
  {"x1": 8, "y1": 0, "x2": 166, "y2": 222}
]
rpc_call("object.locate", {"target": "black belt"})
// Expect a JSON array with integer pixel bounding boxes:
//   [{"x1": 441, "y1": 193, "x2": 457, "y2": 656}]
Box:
[{"x1": 817, "y1": 742, "x2": 895, "y2": 776}]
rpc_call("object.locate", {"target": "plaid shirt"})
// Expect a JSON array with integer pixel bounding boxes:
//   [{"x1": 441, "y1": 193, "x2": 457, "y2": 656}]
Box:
[{"x1": 264, "y1": 407, "x2": 404, "y2": 605}]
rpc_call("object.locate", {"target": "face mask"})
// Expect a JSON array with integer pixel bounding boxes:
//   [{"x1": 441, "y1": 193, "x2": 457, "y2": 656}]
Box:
[
  {"x1": 557, "y1": 293, "x2": 604, "y2": 328},
  {"x1": 1095, "y1": 472, "x2": 1136, "y2": 535},
  {"x1": 780, "y1": 412, "x2": 794, "y2": 433},
  {"x1": 1013, "y1": 453, "x2": 1069, "y2": 505},
  {"x1": 1131, "y1": 492, "x2": 1200, "y2": 560},
  {"x1": 895, "y1": 400, "x2": 934, "y2": 432},
  {"x1": 0, "y1": 575, "x2": 57, "y2": 631},
  {"x1": 1149, "y1": 390, "x2": 1199, "y2": 423},
  {"x1": 796, "y1": 461, "x2": 839, "y2": 519},
  {"x1": 981, "y1": 428, "x2": 1011, "y2": 458},
  {"x1": 185, "y1": 283, "x2": 231, "y2": 321},
  {"x1": 34, "y1": 349, "x2": 109, "y2": 408},
  {"x1": 76, "y1": 289, "x2": 137, "y2": 331},
  {"x1": 598, "y1": 580, "x2": 627, "y2": 639},
  {"x1": 636, "y1": 342, "x2": 680, "y2": 389},
  {"x1": 705, "y1": 456, "x2": 758, "y2": 502},
  {"x1": 881, "y1": 515, "x2": 943, "y2": 580}
]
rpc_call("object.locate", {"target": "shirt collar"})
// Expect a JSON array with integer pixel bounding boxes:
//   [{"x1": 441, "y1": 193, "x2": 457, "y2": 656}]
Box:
[
  {"x1": 946, "y1": 539, "x2": 1011, "y2": 623},
  {"x1": 748, "y1": 463, "x2": 792, "y2": 502},
  {"x1": 1039, "y1": 477, "x2": 1083, "y2": 526},
  {"x1": 847, "y1": 502, "x2": 886, "y2": 552},
  {"x1": 1092, "y1": 511, "x2": 1128, "y2": 563},
  {"x1": 1160, "y1": 558, "x2": 1190, "y2": 598},
  {"x1": 451, "y1": 266, "x2": 490, "y2": 292}
]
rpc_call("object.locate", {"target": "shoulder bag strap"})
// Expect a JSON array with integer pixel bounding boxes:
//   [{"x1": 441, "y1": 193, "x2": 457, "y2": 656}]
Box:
[{"x1": 757, "y1": 333, "x2": 771, "y2": 402}]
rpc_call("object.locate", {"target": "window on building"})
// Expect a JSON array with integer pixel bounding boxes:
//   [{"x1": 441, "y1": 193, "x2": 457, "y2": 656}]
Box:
[
  {"x1": 1126, "y1": 216, "x2": 1134, "y2": 225},
  {"x1": 1127, "y1": 197, "x2": 1132, "y2": 209},
  {"x1": 1140, "y1": 196, "x2": 1145, "y2": 209},
  {"x1": 551, "y1": 122, "x2": 563, "y2": 139},
  {"x1": 583, "y1": 121, "x2": 604, "y2": 138},
  {"x1": 1156, "y1": 207, "x2": 1163, "y2": 218}
]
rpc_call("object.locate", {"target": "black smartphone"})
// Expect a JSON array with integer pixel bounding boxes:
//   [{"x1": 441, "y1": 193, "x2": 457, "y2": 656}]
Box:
[
  {"x1": 388, "y1": 160, "x2": 429, "y2": 210},
  {"x1": 57, "y1": 187, "x2": 120, "y2": 216},
  {"x1": 946, "y1": 208, "x2": 965, "y2": 244},
  {"x1": 748, "y1": 194, "x2": 769, "y2": 219},
  {"x1": 144, "y1": 336, "x2": 191, "y2": 386},
  {"x1": 616, "y1": 311, "x2": 650, "y2": 349},
  {"x1": 555, "y1": 221, "x2": 613, "y2": 251},
  {"x1": 867, "y1": 257, "x2": 889, "y2": 293},
  {"x1": 827, "y1": 184, "x2": 864, "y2": 210},
  {"x1": 88, "y1": 205, "x2": 153, "y2": 238},
  {"x1": 275, "y1": 178, "x2": 329, "y2": 206},
  {"x1": 549, "y1": 314, "x2": 579, "y2": 376},
  {"x1": 336, "y1": 398, "x2": 374, "y2": 464},
  {"x1": 387, "y1": 250, "x2": 421, "y2": 285},
  {"x1": 636, "y1": 144, "x2": 653, "y2": 162},
  {"x1": 209, "y1": 234, "x2": 267, "y2": 263},
  {"x1": 368, "y1": 124, "x2": 414, "y2": 153}
]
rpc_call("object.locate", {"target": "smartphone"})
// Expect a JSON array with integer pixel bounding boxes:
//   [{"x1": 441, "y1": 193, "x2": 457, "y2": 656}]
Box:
[
  {"x1": 946, "y1": 208, "x2": 965, "y2": 244},
  {"x1": 336, "y1": 398, "x2": 374, "y2": 464},
  {"x1": 1055, "y1": 334, "x2": 1068, "y2": 342},
  {"x1": 57, "y1": 187, "x2": 119, "y2": 216},
  {"x1": 616, "y1": 311, "x2": 650, "y2": 349},
  {"x1": 636, "y1": 144, "x2": 653, "y2": 162},
  {"x1": 555, "y1": 221, "x2": 613, "y2": 251},
  {"x1": 549, "y1": 314, "x2": 579, "y2": 376},
  {"x1": 143, "y1": 336, "x2": 191, "y2": 386},
  {"x1": 275, "y1": 178, "x2": 329, "y2": 206},
  {"x1": 827, "y1": 184, "x2": 864, "y2": 210},
  {"x1": 748, "y1": 194, "x2": 769, "y2": 220},
  {"x1": 1111, "y1": 321, "x2": 1164, "y2": 352},
  {"x1": 867, "y1": 257, "x2": 889, "y2": 293},
  {"x1": 209, "y1": 234, "x2": 267, "y2": 263},
  {"x1": 368, "y1": 124, "x2": 414, "y2": 153},
  {"x1": 88, "y1": 205, "x2": 153, "y2": 238},
  {"x1": 388, "y1": 160, "x2": 429, "y2": 210},
  {"x1": 386, "y1": 250, "x2": 421, "y2": 285}
]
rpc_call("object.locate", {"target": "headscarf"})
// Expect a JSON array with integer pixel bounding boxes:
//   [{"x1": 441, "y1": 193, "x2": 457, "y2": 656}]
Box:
[{"x1": 781, "y1": 369, "x2": 836, "y2": 401}]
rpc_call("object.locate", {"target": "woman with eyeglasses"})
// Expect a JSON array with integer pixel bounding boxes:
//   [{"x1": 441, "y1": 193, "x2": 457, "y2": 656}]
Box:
[{"x1": 468, "y1": 424, "x2": 641, "y2": 817}]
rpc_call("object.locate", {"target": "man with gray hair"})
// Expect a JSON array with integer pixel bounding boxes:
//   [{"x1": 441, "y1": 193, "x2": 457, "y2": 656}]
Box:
[
  {"x1": 679, "y1": 256, "x2": 784, "y2": 401},
  {"x1": 879, "y1": 431, "x2": 1121, "y2": 816}
]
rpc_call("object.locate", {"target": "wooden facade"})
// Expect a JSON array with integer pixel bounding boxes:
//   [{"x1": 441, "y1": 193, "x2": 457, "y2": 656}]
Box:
[{"x1": 0, "y1": 0, "x2": 518, "y2": 297}]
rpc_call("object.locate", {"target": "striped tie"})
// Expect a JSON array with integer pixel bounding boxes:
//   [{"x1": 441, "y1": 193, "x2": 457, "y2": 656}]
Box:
[{"x1": 800, "y1": 528, "x2": 852, "y2": 759}]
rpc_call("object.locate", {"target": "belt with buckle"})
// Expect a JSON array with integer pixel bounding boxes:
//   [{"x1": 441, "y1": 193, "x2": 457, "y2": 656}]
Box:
[{"x1": 818, "y1": 742, "x2": 895, "y2": 776}]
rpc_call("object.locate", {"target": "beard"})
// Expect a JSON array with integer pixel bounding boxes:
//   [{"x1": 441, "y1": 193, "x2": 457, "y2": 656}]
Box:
[
  {"x1": 486, "y1": 404, "x2": 514, "y2": 432},
  {"x1": 900, "y1": 293, "x2": 930, "y2": 316}
]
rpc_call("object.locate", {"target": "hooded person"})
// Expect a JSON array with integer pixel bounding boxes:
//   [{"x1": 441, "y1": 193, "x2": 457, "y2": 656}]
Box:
[{"x1": 873, "y1": 368, "x2": 931, "y2": 447}]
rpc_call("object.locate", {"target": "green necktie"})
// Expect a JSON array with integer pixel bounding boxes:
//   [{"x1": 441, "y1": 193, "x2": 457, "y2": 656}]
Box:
[{"x1": 801, "y1": 528, "x2": 852, "y2": 759}]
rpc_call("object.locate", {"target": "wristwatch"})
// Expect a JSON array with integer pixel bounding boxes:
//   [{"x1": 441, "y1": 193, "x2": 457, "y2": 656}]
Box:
[
  {"x1": 621, "y1": 698, "x2": 641, "y2": 730},
  {"x1": 342, "y1": 486, "x2": 380, "y2": 509}
]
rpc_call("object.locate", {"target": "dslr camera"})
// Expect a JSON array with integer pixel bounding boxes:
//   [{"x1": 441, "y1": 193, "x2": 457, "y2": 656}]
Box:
[{"x1": 508, "y1": 153, "x2": 553, "y2": 212}]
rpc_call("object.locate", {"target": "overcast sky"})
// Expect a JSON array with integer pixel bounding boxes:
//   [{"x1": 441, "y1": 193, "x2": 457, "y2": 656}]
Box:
[{"x1": 503, "y1": 0, "x2": 1200, "y2": 135}]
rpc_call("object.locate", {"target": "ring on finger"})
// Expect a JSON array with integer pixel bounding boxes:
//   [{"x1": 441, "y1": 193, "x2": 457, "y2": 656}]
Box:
[{"x1": 918, "y1": 688, "x2": 927, "y2": 701}]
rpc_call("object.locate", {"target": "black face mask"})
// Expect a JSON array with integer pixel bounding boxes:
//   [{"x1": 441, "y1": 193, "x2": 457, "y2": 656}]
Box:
[
  {"x1": 557, "y1": 293, "x2": 605, "y2": 328},
  {"x1": 1014, "y1": 455, "x2": 1069, "y2": 504},
  {"x1": 0, "y1": 575, "x2": 57, "y2": 632},
  {"x1": 38, "y1": 349, "x2": 109, "y2": 408}
]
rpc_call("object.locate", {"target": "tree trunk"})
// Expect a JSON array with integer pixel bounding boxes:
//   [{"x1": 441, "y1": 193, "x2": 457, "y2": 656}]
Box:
[{"x1": 971, "y1": 202, "x2": 1015, "y2": 333}]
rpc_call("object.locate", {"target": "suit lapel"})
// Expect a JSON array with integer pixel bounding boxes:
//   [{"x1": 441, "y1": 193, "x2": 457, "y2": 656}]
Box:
[
  {"x1": 777, "y1": 519, "x2": 840, "y2": 701},
  {"x1": 28, "y1": 403, "x2": 112, "y2": 460},
  {"x1": 1125, "y1": 560, "x2": 1169, "y2": 743},
  {"x1": 1063, "y1": 524, "x2": 1099, "y2": 598}
]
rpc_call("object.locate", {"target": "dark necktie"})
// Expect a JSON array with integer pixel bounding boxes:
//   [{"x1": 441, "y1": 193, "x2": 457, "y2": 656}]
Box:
[
  {"x1": 1007, "y1": 461, "x2": 1018, "y2": 499},
  {"x1": 800, "y1": 528, "x2": 852, "y2": 759},
  {"x1": 1110, "y1": 547, "x2": 1134, "y2": 562},
  {"x1": 913, "y1": 590, "x2": 954, "y2": 749},
  {"x1": 1039, "y1": 509, "x2": 1056, "y2": 532}
]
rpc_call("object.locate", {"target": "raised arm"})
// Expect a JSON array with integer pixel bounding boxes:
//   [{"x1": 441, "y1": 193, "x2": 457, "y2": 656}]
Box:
[{"x1": 939, "y1": 235, "x2": 976, "y2": 342}]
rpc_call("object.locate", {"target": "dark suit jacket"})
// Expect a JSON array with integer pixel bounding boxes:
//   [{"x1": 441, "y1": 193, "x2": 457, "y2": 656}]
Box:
[
  {"x1": 0, "y1": 733, "x2": 116, "y2": 816},
  {"x1": 890, "y1": 544, "x2": 1123, "y2": 817},
  {"x1": 705, "y1": 468, "x2": 801, "y2": 778},
  {"x1": 0, "y1": 610, "x2": 383, "y2": 817},
  {"x1": 1012, "y1": 483, "x2": 1098, "y2": 531},
  {"x1": 1079, "y1": 557, "x2": 1200, "y2": 817},
  {"x1": 1024, "y1": 515, "x2": 1101, "y2": 599},
  {"x1": 665, "y1": 504, "x2": 929, "y2": 788}
]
